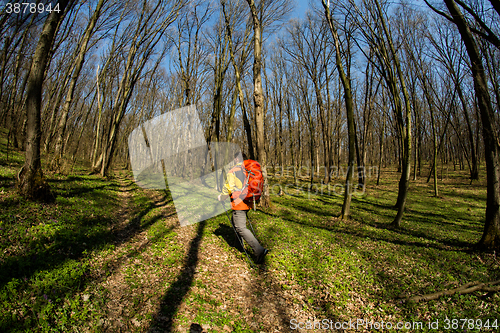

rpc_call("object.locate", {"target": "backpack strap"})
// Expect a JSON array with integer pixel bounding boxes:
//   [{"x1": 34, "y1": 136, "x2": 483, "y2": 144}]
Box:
[{"x1": 230, "y1": 162, "x2": 254, "y2": 207}]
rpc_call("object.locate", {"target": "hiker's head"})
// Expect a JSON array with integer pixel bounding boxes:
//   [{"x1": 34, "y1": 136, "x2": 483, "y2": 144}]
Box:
[{"x1": 234, "y1": 151, "x2": 247, "y2": 163}]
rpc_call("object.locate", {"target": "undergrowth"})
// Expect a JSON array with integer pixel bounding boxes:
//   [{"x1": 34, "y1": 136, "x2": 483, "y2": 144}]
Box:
[{"x1": 1, "y1": 128, "x2": 499, "y2": 332}]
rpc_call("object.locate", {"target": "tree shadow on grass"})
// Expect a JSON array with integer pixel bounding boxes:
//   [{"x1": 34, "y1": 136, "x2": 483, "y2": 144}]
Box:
[
  {"x1": 148, "y1": 220, "x2": 206, "y2": 332},
  {"x1": 352, "y1": 201, "x2": 480, "y2": 249},
  {"x1": 46, "y1": 175, "x2": 138, "y2": 196},
  {"x1": 47, "y1": 175, "x2": 91, "y2": 183},
  {"x1": 247, "y1": 271, "x2": 296, "y2": 331},
  {"x1": 259, "y1": 207, "x2": 485, "y2": 317},
  {"x1": 0, "y1": 177, "x2": 174, "y2": 331},
  {"x1": 214, "y1": 223, "x2": 245, "y2": 253},
  {"x1": 213, "y1": 217, "x2": 297, "y2": 331},
  {"x1": 353, "y1": 197, "x2": 395, "y2": 210},
  {"x1": 345, "y1": 195, "x2": 479, "y2": 249},
  {"x1": 259, "y1": 208, "x2": 474, "y2": 253},
  {"x1": 315, "y1": 196, "x2": 343, "y2": 206},
  {"x1": 66, "y1": 184, "x2": 107, "y2": 197},
  {"x1": 406, "y1": 209, "x2": 483, "y2": 233},
  {"x1": 0, "y1": 189, "x2": 170, "y2": 287},
  {"x1": 245, "y1": 215, "x2": 350, "y2": 330},
  {"x1": 382, "y1": 222, "x2": 476, "y2": 250},
  {"x1": 291, "y1": 201, "x2": 338, "y2": 217},
  {"x1": 354, "y1": 224, "x2": 474, "y2": 252},
  {"x1": 106, "y1": 180, "x2": 137, "y2": 192}
]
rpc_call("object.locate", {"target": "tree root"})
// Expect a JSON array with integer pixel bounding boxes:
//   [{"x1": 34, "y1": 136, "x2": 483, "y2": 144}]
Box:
[{"x1": 402, "y1": 280, "x2": 500, "y2": 303}]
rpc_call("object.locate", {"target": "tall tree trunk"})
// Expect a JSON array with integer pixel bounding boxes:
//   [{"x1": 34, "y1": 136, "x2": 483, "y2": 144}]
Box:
[
  {"x1": 413, "y1": 101, "x2": 420, "y2": 181},
  {"x1": 18, "y1": 0, "x2": 72, "y2": 199},
  {"x1": 323, "y1": 0, "x2": 356, "y2": 219},
  {"x1": 323, "y1": 68, "x2": 333, "y2": 185},
  {"x1": 92, "y1": 65, "x2": 104, "y2": 169},
  {"x1": 443, "y1": 0, "x2": 500, "y2": 250},
  {"x1": 457, "y1": 81, "x2": 479, "y2": 180},
  {"x1": 226, "y1": 89, "x2": 238, "y2": 142},
  {"x1": 428, "y1": 94, "x2": 439, "y2": 197},
  {"x1": 278, "y1": 96, "x2": 284, "y2": 178},
  {"x1": 286, "y1": 97, "x2": 297, "y2": 183},
  {"x1": 100, "y1": 0, "x2": 181, "y2": 177},
  {"x1": 246, "y1": 0, "x2": 269, "y2": 207},
  {"x1": 417, "y1": 70, "x2": 440, "y2": 196},
  {"x1": 222, "y1": 1, "x2": 255, "y2": 159},
  {"x1": 377, "y1": 110, "x2": 386, "y2": 186},
  {"x1": 43, "y1": 66, "x2": 73, "y2": 153},
  {"x1": 71, "y1": 93, "x2": 95, "y2": 171},
  {"x1": 369, "y1": 0, "x2": 412, "y2": 228},
  {"x1": 51, "y1": 0, "x2": 105, "y2": 171},
  {"x1": 354, "y1": 121, "x2": 363, "y2": 188},
  {"x1": 4, "y1": 15, "x2": 35, "y2": 137},
  {"x1": 311, "y1": 79, "x2": 327, "y2": 186},
  {"x1": 306, "y1": 97, "x2": 315, "y2": 188}
]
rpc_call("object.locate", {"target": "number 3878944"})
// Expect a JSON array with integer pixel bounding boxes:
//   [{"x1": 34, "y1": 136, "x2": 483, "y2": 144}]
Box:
[{"x1": 4, "y1": 2, "x2": 60, "y2": 14}]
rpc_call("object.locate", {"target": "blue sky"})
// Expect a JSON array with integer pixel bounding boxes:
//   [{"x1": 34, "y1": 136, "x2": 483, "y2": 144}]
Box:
[{"x1": 292, "y1": 0, "x2": 310, "y2": 19}]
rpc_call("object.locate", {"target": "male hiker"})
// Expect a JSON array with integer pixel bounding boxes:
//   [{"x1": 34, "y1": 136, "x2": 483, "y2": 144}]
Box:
[{"x1": 218, "y1": 152, "x2": 269, "y2": 264}]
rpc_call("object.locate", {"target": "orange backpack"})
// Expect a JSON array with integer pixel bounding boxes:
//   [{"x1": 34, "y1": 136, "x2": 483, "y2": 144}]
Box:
[
  {"x1": 242, "y1": 159, "x2": 263, "y2": 204},
  {"x1": 231, "y1": 159, "x2": 264, "y2": 207}
]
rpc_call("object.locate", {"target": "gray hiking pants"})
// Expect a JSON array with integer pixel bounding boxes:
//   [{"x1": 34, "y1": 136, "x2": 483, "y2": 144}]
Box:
[{"x1": 232, "y1": 210, "x2": 265, "y2": 257}]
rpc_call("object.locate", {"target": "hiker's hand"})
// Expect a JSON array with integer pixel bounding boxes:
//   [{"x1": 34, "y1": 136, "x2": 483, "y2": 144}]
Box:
[{"x1": 218, "y1": 194, "x2": 228, "y2": 201}]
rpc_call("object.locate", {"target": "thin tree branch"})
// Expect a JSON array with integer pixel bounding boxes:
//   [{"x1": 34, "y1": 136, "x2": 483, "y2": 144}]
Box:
[
  {"x1": 455, "y1": 0, "x2": 500, "y2": 49},
  {"x1": 403, "y1": 280, "x2": 500, "y2": 303},
  {"x1": 423, "y1": 0, "x2": 454, "y2": 23}
]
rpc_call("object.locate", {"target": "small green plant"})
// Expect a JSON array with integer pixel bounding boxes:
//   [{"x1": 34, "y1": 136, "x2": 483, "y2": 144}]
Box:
[{"x1": 1, "y1": 129, "x2": 498, "y2": 332}]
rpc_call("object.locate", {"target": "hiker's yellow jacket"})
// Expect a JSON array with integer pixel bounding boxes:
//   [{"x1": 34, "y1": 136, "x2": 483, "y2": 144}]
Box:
[{"x1": 222, "y1": 162, "x2": 252, "y2": 210}]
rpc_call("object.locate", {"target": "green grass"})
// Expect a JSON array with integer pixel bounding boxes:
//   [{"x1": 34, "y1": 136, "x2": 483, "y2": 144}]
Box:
[
  {"x1": 248, "y1": 168, "x2": 498, "y2": 331},
  {"x1": 1, "y1": 128, "x2": 499, "y2": 332},
  {"x1": 160, "y1": 167, "x2": 498, "y2": 332},
  {"x1": 0, "y1": 129, "x2": 164, "y2": 332},
  {"x1": 0, "y1": 180, "x2": 118, "y2": 331}
]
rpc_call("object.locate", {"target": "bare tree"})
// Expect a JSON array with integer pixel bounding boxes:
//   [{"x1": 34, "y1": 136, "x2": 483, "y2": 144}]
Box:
[
  {"x1": 426, "y1": 0, "x2": 500, "y2": 250},
  {"x1": 245, "y1": 0, "x2": 269, "y2": 206},
  {"x1": 350, "y1": 0, "x2": 413, "y2": 227},
  {"x1": 17, "y1": 0, "x2": 74, "y2": 200},
  {"x1": 428, "y1": 22, "x2": 480, "y2": 180},
  {"x1": 322, "y1": 0, "x2": 357, "y2": 219},
  {"x1": 283, "y1": 11, "x2": 335, "y2": 188},
  {"x1": 222, "y1": 0, "x2": 255, "y2": 158},
  {"x1": 51, "y1": 0, "x2": 108, "y2": 171},
  {"x1": 95, "y1": 0, "x2": 184, "y2": 177},
  {"x1": 174, "y1": 1, "x2": 212, "y2": 107}
]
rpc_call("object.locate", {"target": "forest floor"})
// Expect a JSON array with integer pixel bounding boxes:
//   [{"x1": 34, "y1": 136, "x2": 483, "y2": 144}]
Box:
[{"x1": 1, "y1": 131, "x2": 499, "y2": 332}]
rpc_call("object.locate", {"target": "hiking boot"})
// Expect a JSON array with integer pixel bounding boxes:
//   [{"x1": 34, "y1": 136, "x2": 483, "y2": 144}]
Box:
[{"x1": 256, "y1": 249, "x2": 269, "y2": 264}]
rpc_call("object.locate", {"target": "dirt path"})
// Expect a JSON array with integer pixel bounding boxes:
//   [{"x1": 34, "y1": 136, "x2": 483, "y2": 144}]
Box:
[
  {"x1": 84, "y1": 172, "x2": 317, "y2": 332},
  {"x1": 83, "y1": 173, "x2": 178, "y2": 331}
]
